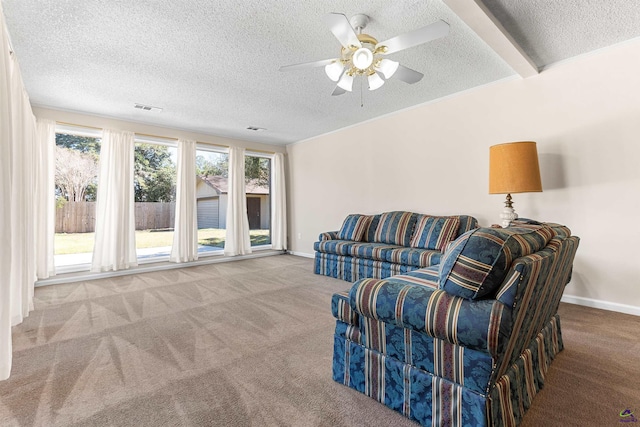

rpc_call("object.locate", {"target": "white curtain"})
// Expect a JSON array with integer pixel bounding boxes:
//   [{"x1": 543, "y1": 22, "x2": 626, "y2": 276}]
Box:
[
  {"x1": 224, "y1": 146, "x2": 252, "y2": 256},
  {"x1": 271, "y1": 153, "x2": 287, "y2": 250},
  {"x1": 170, "y1": 139, "x2": 198, "y2": 263},
  {"x1": 35, "y1": 119, "x2": 56, "y2": 279},
  {"x1": 1, "y1": 3, "x2": 37, "y2": 381},
  {"x1": 91, "y1": 129, "x2": 137, "y2": 272}
]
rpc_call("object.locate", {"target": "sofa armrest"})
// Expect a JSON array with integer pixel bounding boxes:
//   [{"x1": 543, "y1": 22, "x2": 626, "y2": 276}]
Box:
[
  {"x1": 332, "y1": 290, "x2": 362, "y2": 344},
  {"x1": 349, "y1": 278, "x2": 511, "y2": 356},
  {"x1": 319, "y1": 231, "x2": 339, "y2": 241},
  {"x1": 332, "y1": 290, "x2": 358, "y2": 325}
]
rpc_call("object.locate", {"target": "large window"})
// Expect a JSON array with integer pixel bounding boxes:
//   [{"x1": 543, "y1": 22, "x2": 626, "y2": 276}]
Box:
[
  {"x1": 196, "y1": 147, "x2": 229, "y2": 254},
  {"x1": 245, "y1": 154, "x2": 271, "y2": 247},
  {"x1": 134, "y1": 141, "x2": 177, "y2": 261},
  {"x1": 52, "y1": 127, "x2": 276, "y2": 271},
  {"x1": 54, "y1": 131, "x2": 101, "y2": 270}
]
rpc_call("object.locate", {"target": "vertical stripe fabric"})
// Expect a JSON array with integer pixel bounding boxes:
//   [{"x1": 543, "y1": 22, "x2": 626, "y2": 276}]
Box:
[
  {"x1": 332, "y1": 224, "x2": 579, "y2": 426},
  {"x1": 410, "y1": 215, "x2": 460, "y2": 251},
  {"x1": 337, "y1": 214, "x2": 372, "y2": 241}
]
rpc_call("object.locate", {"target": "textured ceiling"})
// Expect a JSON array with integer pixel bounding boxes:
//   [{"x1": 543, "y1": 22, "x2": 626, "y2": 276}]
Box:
[{"x1": 2, "y1": 0, "x2": 639, "y2": 145}]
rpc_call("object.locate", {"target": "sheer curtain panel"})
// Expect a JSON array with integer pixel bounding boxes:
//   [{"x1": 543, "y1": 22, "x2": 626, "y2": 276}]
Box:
[
  {"x1": 91, "y1": 129, "x2": 137, "y2": 272},
  {"x1": 271, "y1": 152, "x2": 287, "y2": 250},
  {"x1": 0, "y1": 3, "x2": 15, "y2": 380},
  {"x1": 1, "y1": 2, "x2": 37, "y2": 380},
  {"x1": 224, "y1": 146, "x2": 252, "y2": 256},
  {"x1": 35, "y1": 119, "x2": 56, "y2": 279},
  {"x1": 170, "y1": 139, "x2": 198, "y2": 263}
]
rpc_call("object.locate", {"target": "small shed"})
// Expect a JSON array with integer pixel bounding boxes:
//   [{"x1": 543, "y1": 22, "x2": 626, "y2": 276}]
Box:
[{"x1": 195, "y1": 176, "x2": 270, "y2": 229}]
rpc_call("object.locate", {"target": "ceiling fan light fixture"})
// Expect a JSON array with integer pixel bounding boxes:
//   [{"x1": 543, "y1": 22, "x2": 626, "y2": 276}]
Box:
[
  {"x1": 352, "y1": 47, "x2": 373, "y2": 70},
  {"x1": 324, "y1": 61, "x2": 344, "y2": 82},
  {"x1": 376, "y1": 59, "x2": 400, "y2": 79},
  {"x1": 368, "y1": 72, "x2": 385, "y2": 91},
  {"x1": 337, "y1": 72, "x2": 354, "y2": 92}
]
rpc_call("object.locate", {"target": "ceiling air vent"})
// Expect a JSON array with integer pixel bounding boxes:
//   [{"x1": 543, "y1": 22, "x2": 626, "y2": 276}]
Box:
[
  {"x1": 246, "y1": 126, "x2": 266, "y2": 131},
  {"x1": 134, "y1": 103, "x2": 163, "y2": 112}
]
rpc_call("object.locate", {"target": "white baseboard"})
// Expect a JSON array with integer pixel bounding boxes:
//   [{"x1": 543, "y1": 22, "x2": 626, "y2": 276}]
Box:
[
  {"x1": 287, "y1": 251, "x2": 315, "y2": 259},
  {"x1": 561, "y1": 294, "x2": 640, "y2": 317},
  {"x1": 36, "y1": 250, "x2": 285, "y2": 287}
]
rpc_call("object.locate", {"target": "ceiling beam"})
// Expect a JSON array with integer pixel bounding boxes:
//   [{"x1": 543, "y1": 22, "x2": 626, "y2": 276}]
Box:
[{"x1": 443, "y1": 0, "x2": 538, "y2": 78}]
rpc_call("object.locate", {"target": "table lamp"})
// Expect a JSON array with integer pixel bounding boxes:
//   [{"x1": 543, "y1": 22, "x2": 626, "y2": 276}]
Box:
[{"x1": 489, "y1": 141, "x2": 542, "y2": 227}]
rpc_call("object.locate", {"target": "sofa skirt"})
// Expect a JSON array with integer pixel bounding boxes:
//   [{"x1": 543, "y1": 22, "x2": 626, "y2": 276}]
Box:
[{"x1": 333, "y1": 314, "x2": 565, "y2": 426}]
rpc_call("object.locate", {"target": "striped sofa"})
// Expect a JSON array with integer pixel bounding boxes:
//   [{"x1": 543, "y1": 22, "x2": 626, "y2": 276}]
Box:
[
  {"x1": 331, "y1": 220, "x2": 579, "y2": 426},
  {"x1": 315, "y1": 211, "x2": 479, "y2": 282}
]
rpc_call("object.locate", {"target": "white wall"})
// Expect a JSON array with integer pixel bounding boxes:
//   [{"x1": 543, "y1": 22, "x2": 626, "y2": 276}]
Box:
[{"x1": 287, "y1": 39, "x2": 640, "y2": 313}]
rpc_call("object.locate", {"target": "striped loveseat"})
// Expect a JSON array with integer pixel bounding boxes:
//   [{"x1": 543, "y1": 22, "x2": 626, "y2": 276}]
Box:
[
  {"x1": 331, "y1": 220, "x2": 579, "y2": 426},
  {"x1": 315, "y1": 211, "x2": 478, "y2": 282}
]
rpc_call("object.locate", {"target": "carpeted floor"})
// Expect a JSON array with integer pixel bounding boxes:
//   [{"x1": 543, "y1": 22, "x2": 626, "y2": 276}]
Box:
[{"x1": 0, "y1": 255, "x2": 638, "y2": 426}]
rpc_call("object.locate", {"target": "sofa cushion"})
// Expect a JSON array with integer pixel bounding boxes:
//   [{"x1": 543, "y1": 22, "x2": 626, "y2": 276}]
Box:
[
  {"x1": 363, "y1": 214, "x2": 381, "y2": 242},
  {"x1": 337, "y1": 214, "x2": 372, "y2": 241},
  {"x1": 372, "y1": 211, "x2": 417, "y2": 246},
  {"x1": 439, "y1": 225, "x2": 555, "y2": 300},
  {"x1": 457, "y1": 215, "x2": 479, "y2": 235},
  {"x1": 314, "y1": 240, "x2": 442, "y2": 268},
  {"x1": 410, "y1": 215, "x2": 460, "y2": 251}
]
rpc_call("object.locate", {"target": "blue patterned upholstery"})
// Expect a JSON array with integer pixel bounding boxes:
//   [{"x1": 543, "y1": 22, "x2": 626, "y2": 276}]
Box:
[
  {"x1": 332, "y1": 222, "x2": 579, "y2": 426},
  {"x1": 337, "y1": 214, "x2": 373, "y2": 241},
  {"x1": 314, "y1": 241, "x2": 442, "y2": 267},
  {"x1": 439, "y1": 225, "x2": 555, "y2": 300},
  {"x1": 372, "y1": 211, "x2": 418, "y2": 246},
  {"x1": 315, "y1": 211, "x2": 479, "y2": 282},
  {"x1": 410, "y1": 215, "x2": 460, "y2": 251}
]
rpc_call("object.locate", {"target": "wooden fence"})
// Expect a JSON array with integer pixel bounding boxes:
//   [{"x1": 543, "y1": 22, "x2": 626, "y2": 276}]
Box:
[{"x1": 56, "y1": 202, "x2": 176, "y2": 233}]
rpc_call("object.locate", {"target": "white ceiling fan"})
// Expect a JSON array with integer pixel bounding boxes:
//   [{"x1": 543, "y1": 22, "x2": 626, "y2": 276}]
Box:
[{"x1": 280, "y1": 13, "x2": 450, "y2": 96}]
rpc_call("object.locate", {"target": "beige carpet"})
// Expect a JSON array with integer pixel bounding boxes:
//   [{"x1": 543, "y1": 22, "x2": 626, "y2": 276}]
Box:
[{"x1": 0, "y1": 255, "x2": 638, "y2": 426}]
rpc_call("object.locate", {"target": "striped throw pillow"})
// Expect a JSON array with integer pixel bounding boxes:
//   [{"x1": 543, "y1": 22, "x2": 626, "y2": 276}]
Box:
[
  {"x1": 337, "y1": 214, "x2": 372, "y2": 241},
  {"x1": 410, "y1": 216, "x2": 460, "y2": 251},
  {"x1": 439, "y1": 225, "x2": 555, "y2": 300},
  {"x1": 373, "y1": 211, "x2": 417, "y2": 246}
]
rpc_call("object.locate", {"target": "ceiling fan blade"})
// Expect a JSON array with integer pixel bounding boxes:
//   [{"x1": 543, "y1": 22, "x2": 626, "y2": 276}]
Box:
[
  {"x1": 393, "y1": 65, "x2": 424, "y2": 84},
  {"x1": 331, "y1": 86, "x2": 346, "y2": 96},
  {"x1": 376, "y1": 20, "x2": 449, "y2": 55},
  {"x1": 324, "y1": 13, "x2": 362, "y2": 49},
  {"x1": 279, "y1": 58, "x2": 336, "y2": 72}
]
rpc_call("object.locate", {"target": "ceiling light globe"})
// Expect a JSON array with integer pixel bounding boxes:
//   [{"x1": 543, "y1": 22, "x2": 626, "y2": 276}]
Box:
[
  {"x1": 337, "y1": 72, "x2": 354, "y2": 92},
  {"x1": 376, "y1": 59, "x2": 400, "y2": 79},
  {"x1": 368, "y1": 72, "x2": 385, "y2": 91},
  {"x1": 352, "y1": 48, "x2": 373, "y2": 70},
  {"x1": 324, "y1": 61, "x2": 344, "y2": 82}
]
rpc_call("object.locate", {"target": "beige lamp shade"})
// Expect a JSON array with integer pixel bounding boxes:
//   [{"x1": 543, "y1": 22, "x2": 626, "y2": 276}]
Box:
[{"x1": 489, "y1": 141, "x2": 542, "y2": 194}]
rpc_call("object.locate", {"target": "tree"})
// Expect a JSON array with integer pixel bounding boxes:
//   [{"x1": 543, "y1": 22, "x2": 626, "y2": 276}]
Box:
[
  {"x1": 244, "y1": 156, "x2": 270, "y2": 186},
  {"x1": 56, "y1": 133, "x2": 101, "y2": 155},
  {"x1": 55, "y1": 146, "x2": 99, "y2": 202},
  {"x1": 195, "y1": 153, "x2": 270, "y2": 187},
  {"x1": 134, "y1": 144, "x2": 176, "y2": 202},
  {"x1": 196, "y1": 154, "x2": 228, "y2": 178}
]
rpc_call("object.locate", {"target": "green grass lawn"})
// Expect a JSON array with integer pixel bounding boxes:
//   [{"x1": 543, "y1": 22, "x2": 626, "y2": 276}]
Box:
[{"x1": 54, "y1": 228, "x2": 271, "y2": 255}]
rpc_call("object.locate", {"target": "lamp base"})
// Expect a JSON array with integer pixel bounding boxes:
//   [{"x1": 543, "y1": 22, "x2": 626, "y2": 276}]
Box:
[{"x1": 499, "y1": 193, "x2": 518, "y2": 228}]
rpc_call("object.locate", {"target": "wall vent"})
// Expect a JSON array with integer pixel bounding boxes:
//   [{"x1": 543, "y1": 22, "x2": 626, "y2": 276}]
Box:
[
  {"x1": 246, "y1": 126, "x2": 266, "y2": 131},
  {"x1": 134, "y1": 103, "x2": 163, "y2": 112}
]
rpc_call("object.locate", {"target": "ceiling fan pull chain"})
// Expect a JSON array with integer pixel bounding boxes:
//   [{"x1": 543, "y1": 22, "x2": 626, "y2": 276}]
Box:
[{"x1": 360, "y1": 77, "x2": 364, "y2": 107}]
